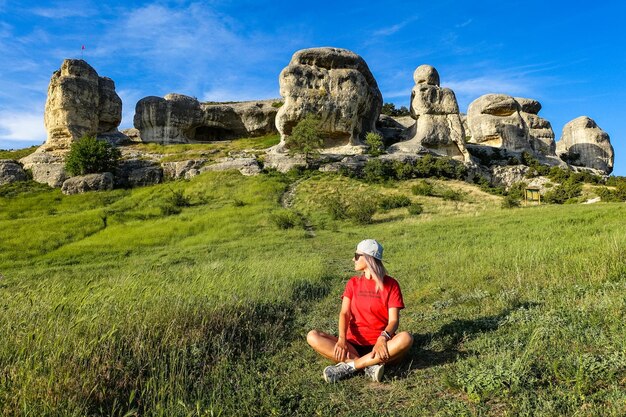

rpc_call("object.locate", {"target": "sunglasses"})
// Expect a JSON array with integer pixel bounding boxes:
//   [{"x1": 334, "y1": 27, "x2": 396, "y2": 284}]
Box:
[{"x1": 354, "y1": 253, "x2": 362, "y2": 260}]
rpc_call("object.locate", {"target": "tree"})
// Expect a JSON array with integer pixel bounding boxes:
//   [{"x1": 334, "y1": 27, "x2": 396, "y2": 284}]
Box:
[
  {"x1": 285, "y1": 115, "x2": 324, "y2": 166},
  {"x1": 65, "y1": 135, "x2": 121, "y2": 176},
  {"x1": 365, "y1": 131, "x2": 385, "y2": 156}
]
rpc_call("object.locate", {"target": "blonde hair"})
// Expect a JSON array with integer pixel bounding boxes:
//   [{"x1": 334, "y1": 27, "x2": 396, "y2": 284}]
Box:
[{"x1": 362, "y1": 254, "x2": 387, "y2": 292}]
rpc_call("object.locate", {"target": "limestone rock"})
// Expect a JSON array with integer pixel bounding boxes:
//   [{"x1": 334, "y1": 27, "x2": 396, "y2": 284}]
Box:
[
  {"x1": 61, "y1": 172, "x2": 113, "y2": 195},
  {"x1": 115, "y1": 159, "x2": 163, "y2": 187},
  {"x1": 490, "y1": 165, "x2": 530, "y2": 188},
  {"x1": 200, "y1": 157, "x2": 261, "y2": 176},
  {"x1": 514, "y1": 97, "x2": 555, "y2": 155},
  {"x1": 467, "y1": 94, "x2": 530, "y2": 152},
  {"x1": 162, "y1": 159, "x2": 207, "y2": 180},
  {"x1": 556, "y1": 116, "x2": 614, "y2": 174},
  {"x1": 134, "y1": 95, "x2": 279, "y2": 144},
  {"x1": 20, "y1": 149, "x2": 67, "y2": 187},
  {"x1": 43, "y1": 59, "x2": 122, "y2": 150},
  {"x1": 263, "y1": 152, "x2": 307, "y2": 173},
  {"x1": 275, "y1": 47, "x2": 382, "y2": 150},
  {"x1": 0, "y1": 160, "x2": 28, "y2": 185},
  {"x1": 376, "y1": 115, "x2": 413, "y2": 144},
  {"x1": 389, "y1": 65, "x2": 469, "y2": 161}
]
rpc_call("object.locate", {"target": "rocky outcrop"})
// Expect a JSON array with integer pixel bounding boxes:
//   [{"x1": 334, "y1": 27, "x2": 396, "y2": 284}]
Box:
[
  {"x1": 274, "y1": 47, "x2": 382, "y2": 152},
  {"x1": 388, "y1": 65, "x2": 470, "y2": 161},
  {"x1": 162, "y1": 159, "x2": 208, "y2": 180},
  {"x1": 134, "y1": 95, "x2": 279, "y2": 144},
  {"x1": 61, "y1": 172, "x2": 114, "y2": 195},
  {"x1": 556, "y1": 116, "x2": 614, "y2": 174},
  {"x1": 200, "y1": 157, "x2": 262, "y2": 176},
  {"x1": 19, "y1": 150, "x2": 67, "y2": 187},
  {"x1": 115, "y1": 160, "x2": 163, "y2": 188},
  {"x1": 515, "y1": 97, "x2": 555, "y2": 155},
  {"x1": 43, "y1": 59, "x2": 122, "y2": 150},
  {"x1": 467, "y1": 94, "x2": 531, "y2": 152},
  {"x1": 0, "y1": 160, "x2": 28, "y2": 185}
]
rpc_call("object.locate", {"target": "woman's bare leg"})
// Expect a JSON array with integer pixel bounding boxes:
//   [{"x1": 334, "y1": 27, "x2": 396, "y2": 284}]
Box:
[
  {"x1": 352, "y1": 331, "x2": 414, "y2": 369},
  {"x1": 306, "y1": 330, "x2": 360, "y2": 362}
]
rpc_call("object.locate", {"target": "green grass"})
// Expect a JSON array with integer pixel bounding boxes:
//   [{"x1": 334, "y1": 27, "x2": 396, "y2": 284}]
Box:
[
  {"x1": 127, "y1": 133, "x2": 280, "y2": 163},
  {"x1": 0, "y1": 145, "x2": 39, "y2": 160},
  {"x1": 1, "y1": 170, "x2": 625, "y2": 416}
]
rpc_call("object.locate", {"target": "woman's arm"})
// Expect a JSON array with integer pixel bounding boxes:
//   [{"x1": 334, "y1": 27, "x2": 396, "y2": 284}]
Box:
[
  {"x1": 372, "y1": 307, "x2": 400, "y2": 362},
  {"x1": 334, "y1": 296, "x2": 352, "y2": 361}
]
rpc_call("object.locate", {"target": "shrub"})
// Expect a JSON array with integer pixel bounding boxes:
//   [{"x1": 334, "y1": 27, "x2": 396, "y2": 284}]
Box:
[
  {"x1": 392, "y1": 160, "x2": 415, "y2": 180},
  {"x1": 441, "y1": 189, "x2": 464, "y2": 201},
  {"x1": 411, "y1": 180, "x2": 434, "y2": 196},
  {"x1": 346, "y1": 198, "x2": 378, "y2": 224},
  {"x1": 285, "y1": 115, "x2": 323, "y2": 165},
  {"x1": 381, "y1": 103, "x2": 410, "y2": 117},
  {"x1": 325, "y1": 194, "x2": 347, "y2": 220},
  {"x1": 407, "y1": 203, "x2": 423, "y2": 215},
  {"x1": 65, "y1": 135, "x2": 121, "y2": 176},
  {"x1": 543, "y1": 180, "x2": 582, "y2": 204},
  {"x1": 270, "y1": 210, "x2": 301, "y2": 229},
  {"x1": 160, "y1": 188, "x2": 191, "y2": 215},
  {"x1": 362, "y1": 159, "x2": 394, "y2": 183},
  {"x1": 379, "y1": 195, "x2": 411, "y2": 210},
  {"x1": 501, "y1": 195, "x2": 520, "y2": 208},
  {"x1": 364, "y1": 132, "x2": 385, "y2": 157}
]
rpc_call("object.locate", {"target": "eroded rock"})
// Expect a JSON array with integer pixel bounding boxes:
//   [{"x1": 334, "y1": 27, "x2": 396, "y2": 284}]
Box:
[
  {"x1": 389, "y1": 65, "x2": 469, "y2": 161},
  {"x1": 61, "y1": 172, "x2": 114, "y2": 195},
  {"x1": 0, "y1": 160, "x2": 28, "y2": 185},
  {"x1": 556, "y1": 116, "x2": 614, "y2": 174},
  {"x1": 275, "y1": 47, "x2": 382, "y2": 151}
]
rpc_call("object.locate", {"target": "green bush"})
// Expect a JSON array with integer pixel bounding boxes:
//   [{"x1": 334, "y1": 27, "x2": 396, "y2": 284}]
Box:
[
  {"x1": 411, "y1": 180, "x2": 434, "y2": 196},
  {"x1": 381, "y1": 103, "x2": 410, "y2": 117},
  {"x1": 65, "y1": 136, "x2": 121, "y2": 176},
  {"x1": 543, "y1": 180, "x2": 583, "y2": 204},
  {"x1": 379, "y1": 195, "x2": 411, "y2": 210},
  {"x1": 325, "y1": 194, "x2": 347, "y2": 220},
  {"x1": 441, "y1": 189, "x2": 464, "y2": 201},
  {"x1": 501, "y1": 195, "x2": 520, "y2": 208},
  {"x1": 346, "y1": 198, "x2": 378, "y2": 224},
  {"x1": 364, "y1": 132, "x2": 385, "y2": 157},
  {"x1": 407, "y1": 202, "x2": 423, "y2": 215},
  {"x1": 362, "y1": 159, "x2": 394, "y2": 183}
]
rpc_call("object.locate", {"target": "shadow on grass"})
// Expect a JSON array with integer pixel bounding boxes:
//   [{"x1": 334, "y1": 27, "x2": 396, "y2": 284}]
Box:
[{"x1": 389, "y1": 302, "x2": 540, "y2": 378}]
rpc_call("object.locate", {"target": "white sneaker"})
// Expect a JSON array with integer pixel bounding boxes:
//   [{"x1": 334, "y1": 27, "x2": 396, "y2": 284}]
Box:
[
  {"x1": 323, "y1": 362, "x2": 356, "y2": 383},
  {"x1": 364, "y1": 364, "x2": 384, "y2": 382}
]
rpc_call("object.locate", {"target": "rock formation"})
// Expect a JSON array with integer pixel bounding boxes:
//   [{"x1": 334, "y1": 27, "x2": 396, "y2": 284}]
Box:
[
  {"x1": 388, "y1": 65, "x2": 470, "y2": 161},
  {"x1": 274, "y1": 47, "x2": 382, "y2": 152},
  {"x1": 133, "y1": 95, "x2": 279, "y2": 144},
  {"x1": 556, "y1": 116, "x2": 614, "y2": 174},
  {"x1": 515, "y1": 97, "x2": 556, "y2": 155},
  {"x1": 43, "y1": 59, "x2": 122, "y2": 150},
  {"x1": 467, "y1": 94, "x2": 531, "y2": 152},
  {"x1": 0, "y1": 160, "x2": 28, "y2": 185},
  {"x1": 61, "y1": 172, "x2": 114, "y2": 195}
]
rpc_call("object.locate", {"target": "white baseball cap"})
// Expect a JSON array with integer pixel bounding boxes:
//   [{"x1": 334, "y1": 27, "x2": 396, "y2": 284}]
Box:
[{"x1": 356, "y1": 239, "x2": 383, "y2": 260}]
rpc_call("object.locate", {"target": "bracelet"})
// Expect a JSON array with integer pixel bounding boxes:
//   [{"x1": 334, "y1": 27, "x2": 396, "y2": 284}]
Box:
[{"x1": 380, "y1": 331, "x2": 392, "y2": 340}]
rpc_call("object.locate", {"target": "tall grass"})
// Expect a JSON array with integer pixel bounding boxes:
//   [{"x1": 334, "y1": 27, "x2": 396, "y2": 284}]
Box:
[{"x1": 1, "y1": 169, "x2": 625, "y2": 416}]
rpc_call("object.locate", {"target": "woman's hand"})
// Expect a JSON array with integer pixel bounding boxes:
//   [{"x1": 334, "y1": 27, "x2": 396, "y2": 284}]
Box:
[
  {"x1": 333, "y1": 338, "x2": 348, "y2": 361},
  {"x1": 372, "y1": 336, "x2": 390, "y2": 362}
]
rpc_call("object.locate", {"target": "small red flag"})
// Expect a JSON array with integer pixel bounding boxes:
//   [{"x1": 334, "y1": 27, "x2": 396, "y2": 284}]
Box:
[{"x1": 82, "y1": 45, "x2": 85, "y2": 50}]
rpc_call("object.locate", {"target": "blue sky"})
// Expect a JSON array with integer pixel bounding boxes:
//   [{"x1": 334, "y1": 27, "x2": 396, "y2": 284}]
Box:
[{"x1": 1, "y1": 0, "x2": 625, "y2": 174}]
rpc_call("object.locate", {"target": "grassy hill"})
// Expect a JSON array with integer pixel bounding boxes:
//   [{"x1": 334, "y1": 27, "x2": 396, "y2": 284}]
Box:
[{"x1": 1, "y1": 165, "x2": 625, "y2": 416}]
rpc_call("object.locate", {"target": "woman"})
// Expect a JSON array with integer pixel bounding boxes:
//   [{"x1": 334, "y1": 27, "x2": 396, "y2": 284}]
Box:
[{"x1": 307, "y1": 239, "x2": 414, "y2": 382}]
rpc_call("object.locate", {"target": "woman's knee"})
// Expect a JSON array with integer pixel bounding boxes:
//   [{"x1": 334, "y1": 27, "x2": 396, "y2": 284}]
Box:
[
  {"x1": 306, "y1": 329, "x2": 320, "y2": 347},
  {"x1": 395, "y1": 331, "x2": 414, "y2": 348}
]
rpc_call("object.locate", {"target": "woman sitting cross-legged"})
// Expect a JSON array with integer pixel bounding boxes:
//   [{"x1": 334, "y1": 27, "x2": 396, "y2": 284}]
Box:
[{"x1": 307, "y1": 239, "x2": 414, "y2": 382}]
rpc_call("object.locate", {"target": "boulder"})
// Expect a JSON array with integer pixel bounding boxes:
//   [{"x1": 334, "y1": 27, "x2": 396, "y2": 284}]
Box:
[
  {"x1": 556, "y1": 116, "x2": 614, "y2": 174},
  {"x1": 162, "y1": 159, "x2": 208, "y2": 180},
  {"x1": 467, "y1": 94, "x2": 530, "y2": 152},
  {"x1": 61, "y1": 172, "x2": 114, "y2": 195},
  {"x1": 115, "y1": 159, "x2": 163, "y2": 187},
  {"x1": 514, "y1": 97, "x2": 556, "y2": 156},
  {"x1": 376, "y1": 115, "x2": 412, "y2": 144},
  {"x1": 200, "y1": 157, "x2": 262, "y2": 176},
  {"x1": 134, "y1": 95, "x2": 279, "y2": 144},
  {"x1": 20, "y1": 149, "x2": 67, "y2": 187},
  {"x1": 389, "y1": 65, "x2": 470, "y2": 161},
  {"x1": 0, "y1": 160, "x2": 28, "y2": 185},
  {"x1": 274, "y1": 47, "x2": 382, "y2": 151},
  {"x1": 43, "y1": 59, "x2": 122, "y2": 150}
]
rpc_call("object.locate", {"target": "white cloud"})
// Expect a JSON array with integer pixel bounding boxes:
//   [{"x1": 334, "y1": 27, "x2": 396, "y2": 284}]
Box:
[
  {"x1": 446, "y1": 77, "x2": 531, "y2": 97},
  {"x1": 455, "y1": 19, "x2": 473, "y2": 28},
  {"x1": 0, "y1": 110, "x2": 46, "y2": 143},
  {"x1": 202, "y1": 86, "x2": 279, "y2": 103},
  {"x1": 373, "y1": 16, "x2": 419, "y2": 37}
]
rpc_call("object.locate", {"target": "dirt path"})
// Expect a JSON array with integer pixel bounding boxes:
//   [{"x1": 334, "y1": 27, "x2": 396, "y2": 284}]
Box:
[{"x1": 280, "y1": 178, "x2": 316, "y2": 237}]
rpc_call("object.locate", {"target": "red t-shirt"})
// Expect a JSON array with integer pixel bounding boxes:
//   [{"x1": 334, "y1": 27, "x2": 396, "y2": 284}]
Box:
[{"x1": 342, "y1": 275, "x2": 405, "y2": 346}]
